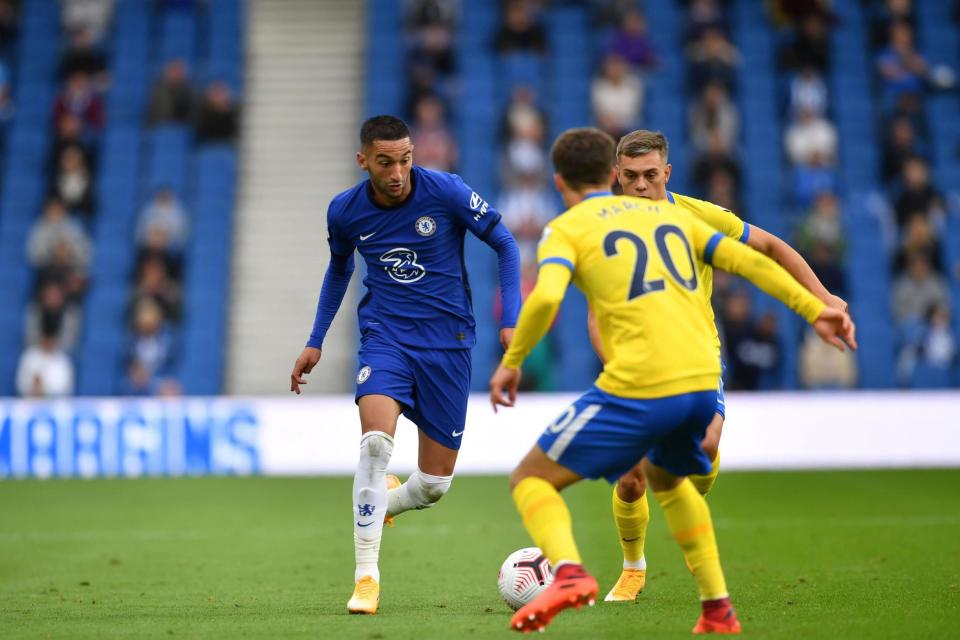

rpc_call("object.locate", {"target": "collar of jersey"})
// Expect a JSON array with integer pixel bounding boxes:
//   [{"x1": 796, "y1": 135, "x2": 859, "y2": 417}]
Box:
[
  {"x1": 365, "y1": 167, "x2": 419, "y2": 210},
  {"x1": 583, "y1": 190, "x2": 613, "y2": 200}
]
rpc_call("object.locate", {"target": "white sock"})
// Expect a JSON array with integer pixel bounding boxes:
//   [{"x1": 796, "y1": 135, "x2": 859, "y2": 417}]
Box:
[
  {"x1": 387, "y1": 470, "x2": 453, "y2": 516},
  {"x1": 353, "y1": 431, "x2": 393, "y2": 582},
  {"x1": 623, "y1": 556, "x2": 647, "y2": 570}
]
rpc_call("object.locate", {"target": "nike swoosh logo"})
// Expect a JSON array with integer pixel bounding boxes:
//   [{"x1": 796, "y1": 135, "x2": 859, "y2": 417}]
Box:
[
  {"x1": 452, "y1": 430, "x2": 464, "y2": 437},
  {"x1": 359, "y1": 232, "x2": 376, "y2": 241},
  {"x1": 621, "y1": 537, "x2": 640, "y2": 542},
  {"x1": 357, "y1": 521, "x2": 374, "y2": 527}
]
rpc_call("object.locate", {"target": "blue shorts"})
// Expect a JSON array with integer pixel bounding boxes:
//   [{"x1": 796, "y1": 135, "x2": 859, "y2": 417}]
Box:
[
  {"x1": 536, "y1": 386, "x2": 717, "y2": 483},
  {"x1": 715, "y1": 373, "x2": 726, "y2": 418},
  {"x1": 355, "y1": 331, "x2": 471, "y2": 450}
]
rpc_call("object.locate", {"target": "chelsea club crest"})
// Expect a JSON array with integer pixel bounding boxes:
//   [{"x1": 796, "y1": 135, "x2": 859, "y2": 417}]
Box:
[
  {"x1": 415, "y1": 216, "x2": 437, "y2": 237},
  {"x1": 357, "y1": 366, "x2": 371, "y2": 384}
]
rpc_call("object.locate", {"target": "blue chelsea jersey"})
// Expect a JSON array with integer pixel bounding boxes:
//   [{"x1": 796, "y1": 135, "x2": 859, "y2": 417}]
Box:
[{"x1": 326, "y1": 166, "x2": 501, "y2": 350}]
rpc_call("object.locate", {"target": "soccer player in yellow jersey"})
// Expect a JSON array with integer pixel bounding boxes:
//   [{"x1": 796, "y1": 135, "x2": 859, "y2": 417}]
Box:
[
  {"x1": 489, "y1": 128, "x2": 856, "y2": 634},
  {"x1": 599, "y1": 130, "x2": 849, "y2": 603}
]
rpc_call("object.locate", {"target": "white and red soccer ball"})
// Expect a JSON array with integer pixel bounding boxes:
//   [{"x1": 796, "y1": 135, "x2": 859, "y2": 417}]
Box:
[{"x1": 497, "y1": 547, "x2": 554, "y2": 611}]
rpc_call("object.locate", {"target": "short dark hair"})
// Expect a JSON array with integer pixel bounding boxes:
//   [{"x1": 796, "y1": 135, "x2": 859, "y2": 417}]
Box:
[
  {"x1": 360, "y1": 115, "x2": 411, "y2": 147},
  {"x1": 551, "y1": 127, "x2": 616, "y2": 189}
]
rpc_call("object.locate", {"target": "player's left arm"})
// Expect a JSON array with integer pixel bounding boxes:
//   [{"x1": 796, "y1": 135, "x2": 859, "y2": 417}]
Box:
[
  {"x1": 446, "y1": 175, "x2": 522, "y2": 350},
  {"x1": 745, "y1": 224, "x2": 848, "y2": 312},
  {"x1": 490, "y1": 262, "x2": 572, "y2": 411}
]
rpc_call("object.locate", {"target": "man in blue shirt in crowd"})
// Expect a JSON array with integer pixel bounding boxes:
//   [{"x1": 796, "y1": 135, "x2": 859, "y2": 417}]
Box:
[{"x1": 290, "y1": 115, "x2": 522, "y2": 615}]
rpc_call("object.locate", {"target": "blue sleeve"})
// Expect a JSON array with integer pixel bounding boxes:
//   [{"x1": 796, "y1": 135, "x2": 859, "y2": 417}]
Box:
[
  {"x1": 306, "y1": 250, "x2": 355, "y2": 349},
  {"x1": 326, "y1": 200, "x2": 354, "y2": 256},
  {"x1": 483, "y1": 221, "x2": 522, "y2": 328},
  {"x1": 445, "y1": 173, "x2": 502, "y2": 239}
]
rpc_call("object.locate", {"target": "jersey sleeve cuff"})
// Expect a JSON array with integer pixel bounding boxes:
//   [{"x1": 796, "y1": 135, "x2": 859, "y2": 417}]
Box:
[
  {"x1": 703, "y1": 232, "x2": 724, "y2": 266},
  {"x1": 739, "y1": 223, "x2": 751, "y2": 243},
  {"x1": 539, "y1": 256, "x2": 575, "y2": 272}
]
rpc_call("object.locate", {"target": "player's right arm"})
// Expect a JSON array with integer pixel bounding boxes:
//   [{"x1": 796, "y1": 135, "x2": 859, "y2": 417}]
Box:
[
  {"x1": 691, "y1": 218, "x2": 857, "y2": 352},
  {"x1": 290, "y1": 203, "x2": 356, "y2": 394}
]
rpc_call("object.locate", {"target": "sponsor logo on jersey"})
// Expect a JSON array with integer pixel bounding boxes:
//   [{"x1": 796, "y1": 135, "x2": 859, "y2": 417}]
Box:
[
  {"x1": 415, "y1": 216, "x2": 437, "y2": 236},
  {"x1": 379, "y1": 248, "x2": 427, "y2": 283},
  {"x1": 469, "y1": 191, "x2": 489, "y2": 221},
  {"x1": 357, "y1": 366, "x2": 372, "y2": 384}
]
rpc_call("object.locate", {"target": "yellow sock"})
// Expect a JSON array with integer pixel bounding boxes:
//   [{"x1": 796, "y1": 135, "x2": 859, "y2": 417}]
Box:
[
  {"x1": 652, "y1": 479, "x2": 728, "y2": 600},
  {"x1": 612, "y1": 486, "x2": 649, "y2": 566},
  {"x1": 689, "y1": 449, "x2": 721, "y2": 496},
  {"x1": 512, "y1": 477, "x2": 581, "y2": 565}
]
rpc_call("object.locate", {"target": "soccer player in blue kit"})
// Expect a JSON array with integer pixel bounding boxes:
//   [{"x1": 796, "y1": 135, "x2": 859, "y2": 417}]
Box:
[{"x1": 289, "y1": 115, "x2": 522, "y2": 614}]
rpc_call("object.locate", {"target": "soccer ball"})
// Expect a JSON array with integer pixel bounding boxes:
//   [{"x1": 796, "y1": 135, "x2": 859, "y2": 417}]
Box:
[{"x1": 497, "y1": 547, "x2": 554, "y2": 611}]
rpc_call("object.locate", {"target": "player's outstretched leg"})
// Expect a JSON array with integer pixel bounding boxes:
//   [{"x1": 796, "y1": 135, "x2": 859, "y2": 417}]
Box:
[
  {"x1": 386, "y1": 470, "x2": 453, "y2": 524},
  {"x1": 606, "y1": 466, "x2": 649, "y2": 602},
  {"x1": 348, "y1": 430, "x2": 394, "y2": 614},
  {"x1": 382, "y1": 474, "x2": 401, "y2": 527},
  {"x1": 510, "y1": 475, "x2": 598, "y2": 633},
  {"x1": 643, "y1": 461, "x2": 740, "y2": 634}
]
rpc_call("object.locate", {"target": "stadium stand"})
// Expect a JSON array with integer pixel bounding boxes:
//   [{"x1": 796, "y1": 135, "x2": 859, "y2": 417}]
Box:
[
  {"x1": 0, "y1": 0, "x2": 243, "y2": 397},
  {"x1": 365, "y1": 0, "x2": 958, "y2": 393}
]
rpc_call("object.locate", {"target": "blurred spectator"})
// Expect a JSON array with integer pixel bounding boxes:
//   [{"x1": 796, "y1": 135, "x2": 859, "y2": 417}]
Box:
[
  {"x1": 409, "y1": 94, "x2": 457, "y2": 172},
  {"x1": 131, "y1": 256, "x2": 182, "y2": 322},
  {"x1": 53, "y1": 71, "x2": 104, "y2": 133},
  {"x1": 592, "y1": 53, "x2": 643, "y2": 139},
  {"x1": 893, "y1": 213, "x2": 942, "y2": 274},
  {"x1": 16, "y1": 313, "x2": 75, "y2": 397},
  {"x1": 126, "y1": 298, "x2": 176, "y2": 388},
  {"x1": 50, "y1": 115, "x2": 96, "y2": 178},
  {"x1": 704, "y1": 168, "x2": 743, "y2": 215},
  {"x1": 136, "y1": 225, "x2": 182, "y2": 282},
  {"x1": 498, "y1": 171, "x2": 555, "y2": 265},
  {"x1": 147, "y1": 59, "x2": 194, "y2": 125},
  {"x1": 608, "y1": 9, "x2": 657, "y2": 71},
  {"x1": 692, "y1": 133, "x2": 741, "y2": 196},
  {"x1": 494, "y1": 1, "x2": 547, "y2": 55},
  {"x1": 869, "y1": 0, "x2": 916, "y2": 50},
  {"x1": 891, "y1": 252, "x2": 949, "y2": 325},
  {"x1": 23, "y1": 281, "x2": 82, "y2": 352},
  {"x1": 894, "y1": 156, "x2": 943, "y2": 228},
  {"x1": 502, "y1": 101, "x2": 547, "y2": 180},
  {"x1": 795, "y1": 190, "x2": 844, "y2": 255},
  {"x1": 881, "y1": 117, "x2": 923, "y2": 182},
  {"x1": 768, "y1": 0, "x2": 833, "y2": 28},
  {"x1": 798, "y1": 326, "x2": 858, "y2": 388},
  {"x1": 791, "y1": 153, "x2": 837, "y2": 209},
  {"x1": 804, "y1": 240, "x2": 847, "y2": 298},
  {"x1": 779, "y1": 12, "x2": 830, "y2": 73},
  {"x1": 876, "y1": 20, "x2": 927, "y2": 106},
  {"x1": 58, "y1": 26, "x2": 108, "y2": 83},
  {"x1": 722, "y1": 291, "x2": 781, "y2": 390},
  {"x1": 407, "y1": 21, "x2": 455, "y2": 78},
  {"x1": 689, "y1": 81, "x2": 738, "y2": 153},
  {"x1": 27, "y1": 197, "x2": 92, "y2": 281},
  {"x1": 406, "y1": 0, "x2": 458, "y2": 30},
  {"x1": 788, "y1": 66, "x2": 827, "y2": 118},
  {"x1": 0, "y1": 58, "x2": 14, "y2": 130},
  {"x1": 502, "y1": 84, "x2": 546, "y2": 140},
  {"x1": 0, "y1": 0, "x2": 18, "y2": 58},
  {"x1": 686, "y1": 26, "x2": 741, "y2": 93},
  {"x1": 920, "y1": 304, "x2": 957, "y2": 370},
  {"x1": 195, "y1": 81, "x2": 239, "y2": 143},
  {"x1": 785, "y1": 106, "x2": 837, "y2": 165},
  {"x1": 59, "y1": 0, "x2": 115, "y2": 42},
  {"x1": 136, "y1": 188, "x2": 189, "y2": 252},
  {"x1": 684, "y1": 0, "x2": 727, "y2": 43},
  {"x1": 50, "y1": 145, "x2": 95, "y2": 218}
]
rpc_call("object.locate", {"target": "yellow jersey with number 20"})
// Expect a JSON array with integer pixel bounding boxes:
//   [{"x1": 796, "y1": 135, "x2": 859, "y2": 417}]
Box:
[{"x1": 533, "y1": 194, "x2": 824, "y2": 399}]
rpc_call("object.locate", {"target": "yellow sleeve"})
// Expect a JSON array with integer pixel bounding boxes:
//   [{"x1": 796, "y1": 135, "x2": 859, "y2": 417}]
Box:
[
  {"x1": 673, "y1": 192, "x2": 749, "y2": 242},
  {"x1": 690, "y1": 218, "x2": 826, "y2": 324},
  {"x1": 536, "y1": 222, "x2": 577, "y2": 272},
  {"x1": 501, "y1": 263, "x2": 572, "y2": 368}
]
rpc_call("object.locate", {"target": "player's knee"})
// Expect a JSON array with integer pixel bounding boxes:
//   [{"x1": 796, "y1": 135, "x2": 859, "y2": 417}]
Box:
[
  {"x1": 617, "y1": 468, "x2": 646, "y2": 501},
  {"x1": 701, "y1": 439, "x2": 719, "y2": 462},
  {"x1": 359, "y1": 431, "x2": 394, "y2": 471}
]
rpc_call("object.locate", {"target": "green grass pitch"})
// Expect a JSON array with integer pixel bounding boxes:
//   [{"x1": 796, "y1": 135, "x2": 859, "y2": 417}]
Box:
[{"x1": 1, "y1": 469, "x2": 958, "y2": 639}]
